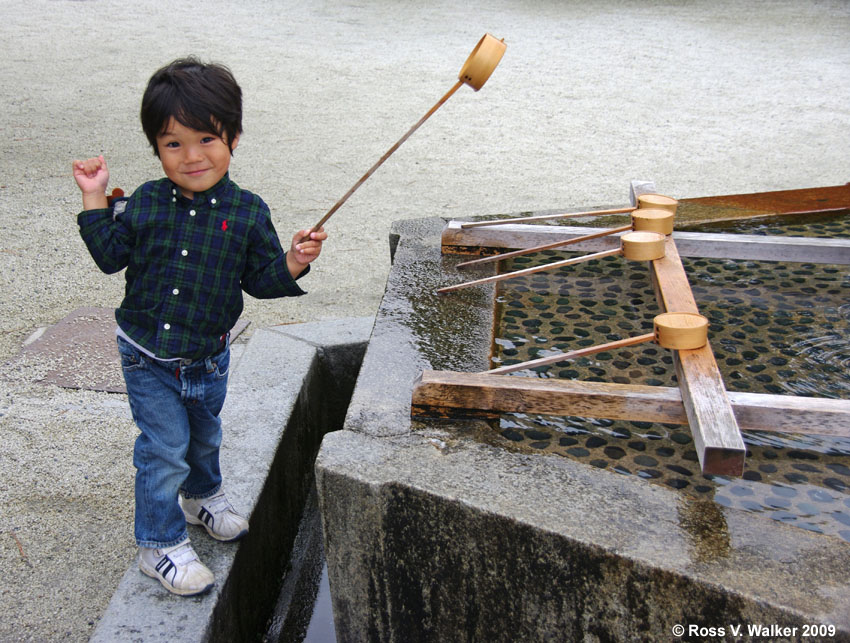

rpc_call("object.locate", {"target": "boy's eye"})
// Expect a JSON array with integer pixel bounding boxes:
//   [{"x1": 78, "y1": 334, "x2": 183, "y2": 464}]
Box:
[
  {"x1": 201, "y1": 136, "x2": 216, "y2": 144},
  {"x1": 164, "y1": 141, "x2": 180, "y2": 148}
]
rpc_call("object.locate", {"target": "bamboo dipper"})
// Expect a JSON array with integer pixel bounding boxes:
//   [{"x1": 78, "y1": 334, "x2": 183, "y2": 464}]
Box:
[
  {"x1": 484, "y1": 312, "x2": 709, "y2": 375},
  {"x1": 437, "y1": 231, "x2": 666, "y2": 294},
  {"x1": 304, "y1": 34, "x2": 506, "y2": 240},
  {"x1": 455, "y1": 207, "x2": 675, "y2": 269}
]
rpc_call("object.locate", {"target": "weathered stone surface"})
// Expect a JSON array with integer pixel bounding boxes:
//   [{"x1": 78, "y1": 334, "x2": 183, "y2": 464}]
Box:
[
  {"x1": 344, "y1": 217, "x2": 494, "y2": 439},
  {"x1": 318, "y1": 430, "x2": 850, "y2": 641}
]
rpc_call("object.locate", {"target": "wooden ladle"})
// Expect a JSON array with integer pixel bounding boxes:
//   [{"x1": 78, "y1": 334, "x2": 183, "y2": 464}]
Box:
[
  {"x1": 484, "y1": 312, "x2": 709, "y2": 375},
  {"x1": 437, "y1": 231, "x2": 666, "y2": 294},
  {"x1": 456, "y1": 207, "x2": 675, "y2": 269},
  {"x1": 305, "y1": 34, "x2": 506, "y2": 239}
]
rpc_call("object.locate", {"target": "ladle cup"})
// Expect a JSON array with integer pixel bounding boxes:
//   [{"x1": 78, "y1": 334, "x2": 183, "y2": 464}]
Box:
[
  {"x1": 484, "y1": 312, "x2": 708, "y2": 375},
  {"x1": 631, "y1": 208, "x2": 675, "y2": 235},
  {"x1": 437, "y1": 231, "x2": 666, "y2": 294},
  {"x1": 459, "y1": 34, "x2": 508, "y2": 90},
  {"x1": 636, "y1": 193, "x2": 678, "y2": 213}
]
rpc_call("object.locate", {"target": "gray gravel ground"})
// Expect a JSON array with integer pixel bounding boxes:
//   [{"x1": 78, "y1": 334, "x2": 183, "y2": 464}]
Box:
[{"x1": 0, "y1": 1, "x2": 848, "y2": 640}]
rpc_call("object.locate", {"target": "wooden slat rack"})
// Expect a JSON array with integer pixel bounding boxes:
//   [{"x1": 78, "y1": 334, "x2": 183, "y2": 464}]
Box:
[{"x1": 412, "y1": 185, "x2": 850, "y2": 477}]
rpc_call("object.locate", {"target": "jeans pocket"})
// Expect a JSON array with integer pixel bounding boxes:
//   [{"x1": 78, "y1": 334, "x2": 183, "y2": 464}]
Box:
[
  {"x1": 213, "y1": 348, "x2": 230, "y2": 380},
  {"x1": 117, "y1": 337, "x2": 145, "y2": 372}
]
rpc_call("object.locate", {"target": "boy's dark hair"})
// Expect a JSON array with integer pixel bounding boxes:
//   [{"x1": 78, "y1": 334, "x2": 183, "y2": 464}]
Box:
[{"x1": 140, "y1": 57, "x2": 242, "y2": 157}]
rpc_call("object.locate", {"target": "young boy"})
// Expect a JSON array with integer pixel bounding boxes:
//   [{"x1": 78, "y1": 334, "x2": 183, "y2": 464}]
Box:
[{"x1": 72, "y1": 58, "x2": 326, "y2": 596}]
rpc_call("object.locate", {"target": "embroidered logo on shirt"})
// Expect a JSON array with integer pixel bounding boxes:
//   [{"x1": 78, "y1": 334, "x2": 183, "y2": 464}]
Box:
[{"x1": 221, "y1": 220, "x2": 228, "y2": 231}]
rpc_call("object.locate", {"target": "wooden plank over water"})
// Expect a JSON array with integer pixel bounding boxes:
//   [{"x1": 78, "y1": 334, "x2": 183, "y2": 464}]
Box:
[
  {"x1": 411, "y1": 370, "x2": 850, "y2": 438},
  {"x1": 681, "y1": 183, "x2": 850, "y2": 223},
  {"x1": 651, "y1": 236, "x2": 746, "y2": 476},
  {"x1": 441, "y1": 222, "x2": 850, "y2": 265}
]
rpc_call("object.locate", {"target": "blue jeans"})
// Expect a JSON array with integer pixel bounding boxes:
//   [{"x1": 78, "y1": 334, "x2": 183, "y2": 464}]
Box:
[{"x1": 118, "y1": 336, "x2": 230, "y2": 548}]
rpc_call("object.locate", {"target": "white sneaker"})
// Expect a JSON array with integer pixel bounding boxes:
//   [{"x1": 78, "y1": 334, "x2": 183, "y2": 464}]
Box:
[
  {"x1": 180, "y1": 490, "x2": 249, "y2": 542},
  {"x1": 138, "y1": 539, "x2": 214, "y2": 596}
]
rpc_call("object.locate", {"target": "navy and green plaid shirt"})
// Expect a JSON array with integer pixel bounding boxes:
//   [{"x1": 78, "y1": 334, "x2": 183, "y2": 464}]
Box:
[{"x1": 78, "y1": 174, "x2": 308, "y2": 360}]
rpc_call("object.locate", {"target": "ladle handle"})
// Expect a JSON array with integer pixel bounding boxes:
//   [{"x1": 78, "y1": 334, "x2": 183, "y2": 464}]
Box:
[
  {"x1": 437, "y1": 247, "x2": 622, "y2": 294},
  {"x1": 456, "y1": 224, "x2": 633, "y2": 269},
  {"x1": 460, "y1": 205, "x2": 636, "y2": 229},
  {"x1": 484, "y1": 332, "x2": 656, "y2": 375},
  {"x1": 305, "y1": 80, "x2": 465, "y2": 240}
]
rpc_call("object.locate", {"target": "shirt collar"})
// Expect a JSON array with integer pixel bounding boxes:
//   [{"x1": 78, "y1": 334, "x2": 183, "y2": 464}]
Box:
[{"x1": 164, "y1": 173, "x2": 233, "y2": 207}]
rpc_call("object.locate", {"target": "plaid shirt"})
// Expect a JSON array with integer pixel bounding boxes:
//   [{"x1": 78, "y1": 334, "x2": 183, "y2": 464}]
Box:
[{"x1": 78, "y1": 174, "x2": 308, "y2": 360}]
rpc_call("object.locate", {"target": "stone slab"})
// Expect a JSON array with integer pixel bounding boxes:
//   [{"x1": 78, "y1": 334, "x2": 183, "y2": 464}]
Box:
[
  {"x1": 270, "y1": 316, "x2": 376, "y2": 349},
  {"x1": 317, "y1": 429, "x2": 850, "y2": 640}
]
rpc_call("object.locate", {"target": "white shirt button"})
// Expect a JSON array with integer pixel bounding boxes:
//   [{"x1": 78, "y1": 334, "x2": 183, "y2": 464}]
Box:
[
  {"x1": 189, "y1": 209, "x2": 196, "y2": 216},
  {"x1": 181, "y1": 249, "x2": 188, "y2": 256},
  {"x1": 172, "y1": 288, "x2": 179, "y2": 295},
  {"x1": 210, "y1": 198, "x2": 217, "y2": 205},
  {"x1": 163, "y1": 323, "x2": 171, "y2": 330},
  {"x1": 172, "y1": 197, "x2": 177, "y2": 203}
]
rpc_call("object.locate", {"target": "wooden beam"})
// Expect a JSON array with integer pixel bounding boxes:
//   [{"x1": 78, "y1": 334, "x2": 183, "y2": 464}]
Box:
[
  {"x1": 441, "y1": 222, "x2": 850, "y2": 265},
  {"x1": 650, "y1": 236, "x2": 746, "y2": 476},
  {"x1": 672, "y1": 231, "x2": 850, "y2": 263},
  {"x1": 441, "y1": 221, "x2": 619, "y2": 256},
  {"x1": 411, "y1": 370, "x2": 850, "y2": 438},
  {"x1": 412, "y1": 370, "x2": 684, "y2": 423},
  {"x1": 728, "y1": 392, "x2": 850, "y2": 436},
  {"x1": 680, "y1": 183, "x2": 850, "y2": 221}
]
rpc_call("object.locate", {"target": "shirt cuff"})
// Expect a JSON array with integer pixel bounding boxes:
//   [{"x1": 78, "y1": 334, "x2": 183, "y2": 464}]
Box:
[
  {"x1": 77, "y1": 207, "x2": 112, "y2": 226},
  {"x1": 294, "y1": 263, "x2": 311, "y2": 281}
]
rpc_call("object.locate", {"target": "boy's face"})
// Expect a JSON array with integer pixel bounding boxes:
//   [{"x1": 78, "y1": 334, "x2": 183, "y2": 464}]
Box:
[{"x1": 156, "y1": 118, "x2": 239, "y2": 199}]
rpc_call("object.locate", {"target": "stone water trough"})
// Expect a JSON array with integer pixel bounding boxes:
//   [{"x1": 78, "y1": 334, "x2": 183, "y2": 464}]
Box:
[{"x1": 316, "y1": 185, "x2": 850, "y2": 642}]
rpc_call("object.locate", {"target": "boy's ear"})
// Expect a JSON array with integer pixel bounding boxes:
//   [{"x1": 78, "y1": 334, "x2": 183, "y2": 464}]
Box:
[{"x1": 230, "y1": 134, "x2": 240, "y2": 154}]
